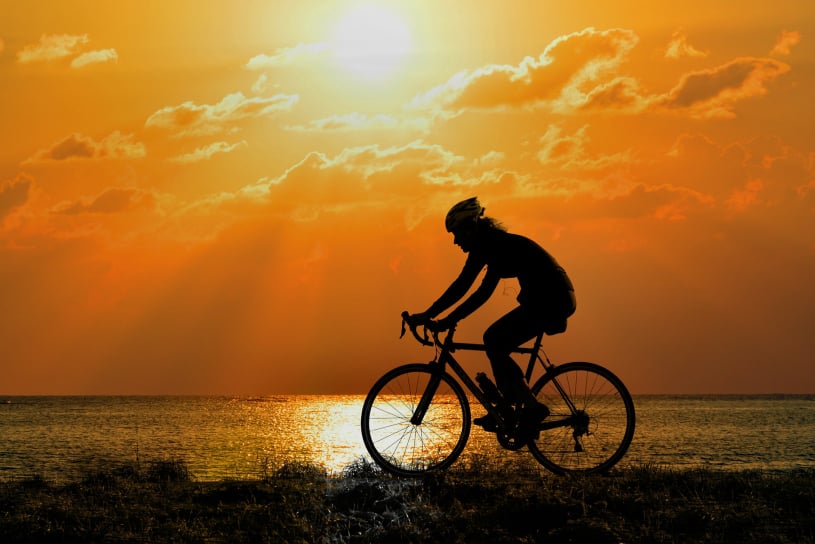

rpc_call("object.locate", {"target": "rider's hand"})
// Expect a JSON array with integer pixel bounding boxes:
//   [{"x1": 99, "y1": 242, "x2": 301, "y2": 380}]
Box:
[
  {"x1": 428, "y1": 316, "x2": 456, "y2": 332},
  {"x1": 407, "y1": 312, "x2": 432, "y2": 326}
]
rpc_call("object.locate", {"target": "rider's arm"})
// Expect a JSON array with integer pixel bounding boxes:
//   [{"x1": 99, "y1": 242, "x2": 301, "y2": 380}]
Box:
[
  {"x1": 424, "y1": 254, "x2": 483, "y2": 318},
  {"x1": 444, "y1": 269, "x2": 500, "y2": 323}
]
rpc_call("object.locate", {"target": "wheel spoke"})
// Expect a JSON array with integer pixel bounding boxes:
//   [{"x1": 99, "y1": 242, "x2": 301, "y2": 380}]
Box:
[
  {"x1": 528, "y1": 362, "x2": 635, "y2": 474},
  {"x1": 361, "y1": 364, "x2": 470, "y2": 476}
]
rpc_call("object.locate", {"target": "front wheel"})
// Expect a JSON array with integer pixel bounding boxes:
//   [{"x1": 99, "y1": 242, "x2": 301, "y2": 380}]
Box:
[
  {"x1": 527, "y1": 362, "x2": 635, "y2": 474},
  {"x1": 361, "y1": 363, "x2": 471, "y2": 476}
]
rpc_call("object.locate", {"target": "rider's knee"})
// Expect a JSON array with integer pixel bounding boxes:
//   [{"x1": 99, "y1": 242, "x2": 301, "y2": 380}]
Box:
[{"x1": 482, "y1": 326, "x2": 504, "y2": 350}]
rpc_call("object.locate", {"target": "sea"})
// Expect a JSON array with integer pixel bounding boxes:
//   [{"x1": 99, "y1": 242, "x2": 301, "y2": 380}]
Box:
[{"x1": 1, "y1": 395, "x2": 813, "y2": 482}]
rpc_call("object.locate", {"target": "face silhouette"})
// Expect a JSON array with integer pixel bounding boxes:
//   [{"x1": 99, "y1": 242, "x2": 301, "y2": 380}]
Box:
[{"x1": 452, "y1": 221, "x2": 478, "y2": 253}]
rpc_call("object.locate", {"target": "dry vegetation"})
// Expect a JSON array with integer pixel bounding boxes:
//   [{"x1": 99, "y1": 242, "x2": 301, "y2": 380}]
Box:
[{"x1": 1, "y1": 456, "x2": 813, "y2": 543}]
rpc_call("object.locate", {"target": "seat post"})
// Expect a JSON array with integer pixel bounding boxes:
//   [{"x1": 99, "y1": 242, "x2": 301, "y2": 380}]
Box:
[{"x1": 532, "y1": 332, "x2": 544, "y2": 351}]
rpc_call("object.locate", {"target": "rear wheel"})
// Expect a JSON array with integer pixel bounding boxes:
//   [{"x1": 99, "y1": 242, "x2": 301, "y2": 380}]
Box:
[
  {"x1": 361, "y1": 364, "x2": 470, "y2": 476},
  {"x1": 527, "y1": 362, "x2": 635, "y2": 474}
]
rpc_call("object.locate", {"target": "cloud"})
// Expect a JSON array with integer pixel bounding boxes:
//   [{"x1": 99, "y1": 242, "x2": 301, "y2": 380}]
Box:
[
  {"x1": 71, "y1": 48, "x2": 118, "y2": 68},
  {"x1": 317, "y1": 141, "x2": 507, "y2": 188},
  {"x1": 179, "y1": 136, "x2": 815, "y2": 225},
  {"x1": 664, "y1": 29, "x2": 707, "y2": 59},
  {"x1": 0, "y1": 174, "x2": 33, "y2": 221},
  {"x1": 51, "y1": 188, "x2": 156, "y2": 215},
  {"x1": 537, "y1": 125, "x2": 633, "y2": 170},
  {"x1": 251, "y1": 73, "x2": 269, "y2": 94},
  {"x1": 406, "y1": 26, "x2": 791, "y2": 121},
  {"x1": 145, "y1": 92, "x2": 299, "y2": 136},
  {"x1": 664, "y1": 133, "x2": 815, "y2": 210},
  {"x1": 408, "y1": 27, "x2": 639, "y2": 113},
  {"x1": 170, "y1": 141, "x2": 248, "y2": 164},
  {"x1": 726, "y1": 179, "x2": 764, "y2": 212},
  {"x1": 17, "y1": 34, "x2": 117, "y2": 68},
  {"x1": 245, "y1": 42, "x2": 331, "y2": 70},
  {"x1": 25, "y1": 132, "x2": 146, "y2": 163},
  {"x1": 522, "y1": 131, "x2": 813, "y2": 230},
  {"x1": 17, "y1": 34, "x2": 89, "y2": 63},
  {"x1": 770, "y1": 30, "x2": 801, "y2": 56},
  {"x1": 178, "y1": 140, "x2": 516, "y2": 229},
  {"x1": 579, "y1": 76, "x2": 645, "y2": 112},
  {"x1": 286, "y1": 112, "x2": 431, "y2": 132},
  {"x1": 263, "y1": 141, "x2": 459, "y2": 194},
  {"x1": 655, "y1": 57, "x2": 790, "y2": 118},
  {"x1": 188, "y1": 129, "x2": 767, "y2": 236}
]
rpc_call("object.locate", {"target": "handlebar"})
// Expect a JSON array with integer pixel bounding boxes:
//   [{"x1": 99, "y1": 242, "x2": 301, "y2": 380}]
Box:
[{"x1": 400, "y1": 311, "x2": 444, "y2": 346}]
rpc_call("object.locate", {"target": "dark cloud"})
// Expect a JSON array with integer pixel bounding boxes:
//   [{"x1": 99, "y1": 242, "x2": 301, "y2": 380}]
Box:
[
  {"x1": 51, "y1": 188, "x2": 156, "y2": 215},
  {"x1": 26, "y1": 132, "x2": 146, "y2": 163},
  {"x1": 48, "y1": 134, "x2": 96, "y2": 160},
  {"x1": 656, "y1": 57, "x2": 790, "y2": 118},
  {"x1": 0, "y1": 175, "x2": 32, "y2": 220}
]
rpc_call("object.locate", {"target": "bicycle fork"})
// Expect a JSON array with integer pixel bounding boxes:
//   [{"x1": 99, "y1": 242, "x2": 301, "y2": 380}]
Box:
[{"x1": 410, "y1": 362, "x2": 444, "y2": 425}]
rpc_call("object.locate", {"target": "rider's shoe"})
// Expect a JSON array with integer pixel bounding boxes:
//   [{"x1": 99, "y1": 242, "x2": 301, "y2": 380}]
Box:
[
  {"x1": 473, "y1": 414, "x2": 498, "y2": 432},
  {"x1": 518, "y1": 401, "x2": 550, "y2": 442}
]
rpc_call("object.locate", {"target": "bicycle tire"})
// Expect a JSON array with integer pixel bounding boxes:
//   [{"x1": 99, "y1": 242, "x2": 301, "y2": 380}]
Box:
[
  {"x1": 361, "y1": 363, "x2": 471, "y2": 477},
  {"x1": 527, "y1": 361, "x2": 635, "y2": 474}
]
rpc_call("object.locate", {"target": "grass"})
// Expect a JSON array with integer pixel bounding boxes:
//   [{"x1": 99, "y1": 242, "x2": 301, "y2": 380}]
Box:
[{"x1": 1, "y1": 457, "x2": 813, "y2": 543}]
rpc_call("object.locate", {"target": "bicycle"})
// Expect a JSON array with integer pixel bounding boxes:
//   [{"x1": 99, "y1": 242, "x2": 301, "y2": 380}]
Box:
[{"x1": 360, "y1": 311, "x2": 636, "y2": 477}]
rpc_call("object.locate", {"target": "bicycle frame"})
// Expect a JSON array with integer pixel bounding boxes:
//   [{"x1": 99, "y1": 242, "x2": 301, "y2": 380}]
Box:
[
  {"x1": 364, "y1": 313, "x2": 635, "y2": 476},
  {"x1": 412, "y1": 325, "x2": 578, "y2": 434}
]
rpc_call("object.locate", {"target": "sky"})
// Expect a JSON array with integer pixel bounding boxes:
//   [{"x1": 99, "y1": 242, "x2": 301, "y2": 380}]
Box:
[{"x1": 1, "y1": 1, "x2": 813, "y2": 395}]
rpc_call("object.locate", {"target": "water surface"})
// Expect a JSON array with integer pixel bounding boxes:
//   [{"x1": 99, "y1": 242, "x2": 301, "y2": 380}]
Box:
[{"x1": 1, "y1": 395, "x2": 812, "y2": 481}]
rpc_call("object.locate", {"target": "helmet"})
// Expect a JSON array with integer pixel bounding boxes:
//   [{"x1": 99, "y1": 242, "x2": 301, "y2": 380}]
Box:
[{"x1": 445, "y1": 197, "x2": 484, "y2": 232}]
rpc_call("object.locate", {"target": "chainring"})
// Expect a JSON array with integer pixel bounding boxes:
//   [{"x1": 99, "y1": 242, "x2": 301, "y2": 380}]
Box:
[{"x1": 497, "y1": 430, "x2": 527, "y2": 451}]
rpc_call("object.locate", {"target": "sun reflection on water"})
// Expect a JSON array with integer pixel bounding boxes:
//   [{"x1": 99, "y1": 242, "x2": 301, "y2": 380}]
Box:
[
  {"x1": 190, "y1": 395, "x2": 498, "y2": 479},
  {"x1": 219, "y1": 396, "x2": 371, "y2": 477}
]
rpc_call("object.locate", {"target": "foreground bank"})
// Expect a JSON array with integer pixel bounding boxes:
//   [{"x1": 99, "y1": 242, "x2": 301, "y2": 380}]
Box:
[{"x1": 1, "y1": 458, "x2": 813, "y2": 543}]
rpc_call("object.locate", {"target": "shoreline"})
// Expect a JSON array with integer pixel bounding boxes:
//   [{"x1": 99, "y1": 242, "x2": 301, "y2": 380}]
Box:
[{"x1": 2, "y1": 459, "x2": 813, "y2": 543}]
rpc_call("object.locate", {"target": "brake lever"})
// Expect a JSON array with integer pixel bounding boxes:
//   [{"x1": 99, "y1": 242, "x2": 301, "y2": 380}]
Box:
[
  {"x1": 400, "y1": 311, "x2": 434, "y2": 346},
  {"x1": 430, "y1": 328, "x2": 441, "y2": 345}
]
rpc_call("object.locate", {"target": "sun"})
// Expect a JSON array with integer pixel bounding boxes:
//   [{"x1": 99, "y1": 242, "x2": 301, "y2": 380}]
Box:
[{"x1": 332, "y1": 5, "x2": 412, "y2": 80}]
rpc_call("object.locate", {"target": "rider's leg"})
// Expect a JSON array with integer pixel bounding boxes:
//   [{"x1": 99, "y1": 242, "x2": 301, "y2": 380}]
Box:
[
  {"x1": 482, "y1": 310, "x2": 550, "y2": 439},
  {"x1": 483, "y1": 306, "x2": 546, "y2": 407}
]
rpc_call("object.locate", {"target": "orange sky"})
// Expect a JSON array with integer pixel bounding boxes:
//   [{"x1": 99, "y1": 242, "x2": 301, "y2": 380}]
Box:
[{"x1": 1, "y1": 1, "x2": 813, "y2": 395}]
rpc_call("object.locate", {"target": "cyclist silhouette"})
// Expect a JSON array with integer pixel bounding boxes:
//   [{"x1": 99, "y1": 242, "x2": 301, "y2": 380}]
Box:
[{"x1": 409, "y1": 197, "x2": 576, "y2": 435}]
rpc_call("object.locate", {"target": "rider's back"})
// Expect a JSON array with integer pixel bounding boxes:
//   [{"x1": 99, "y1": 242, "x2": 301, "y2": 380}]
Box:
[{"x1": 469, "y1": 228, "x2": 575, "y2": 313}]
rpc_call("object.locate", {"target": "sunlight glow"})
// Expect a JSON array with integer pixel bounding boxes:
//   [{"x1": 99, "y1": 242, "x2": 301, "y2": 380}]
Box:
[{"x1": 332, "y1": 5, "x2": 412, "y2": 80}]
